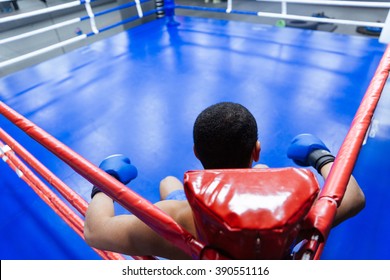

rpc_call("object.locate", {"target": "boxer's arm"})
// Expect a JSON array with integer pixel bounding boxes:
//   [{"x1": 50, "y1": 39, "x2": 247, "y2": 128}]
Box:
[
  {"x1": 319, "y1": 163, "x2": 365, "y2": 227},
  {"x1": 84, "y1": 194, "x2": 193, "y2": 259},
  {"x1": 287, "y1": 134, "x2": 365, "y2": 227},
  {"x1": 84, "y1": 154, "x2": 192, "y2": 259}
]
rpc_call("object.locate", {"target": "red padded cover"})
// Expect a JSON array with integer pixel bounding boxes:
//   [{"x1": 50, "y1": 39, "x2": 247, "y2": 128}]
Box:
[{"x1": 184, "y1": 168, "x2": 320, "y2": 259}]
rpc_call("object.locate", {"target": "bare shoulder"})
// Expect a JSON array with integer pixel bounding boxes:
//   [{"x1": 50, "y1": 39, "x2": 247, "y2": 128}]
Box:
[
  {"x1": 253, "y1": 163, "x2": 269, "y2": 169},
  {"x1": 135, "y1": 200, "x2": 196, "y2": 259},
  {"x1": 117, "y1": 200, "x2": 195, "y2": 259},
  {"x1": 155, "y1": 200, "x2": 196, "y2": 236}
]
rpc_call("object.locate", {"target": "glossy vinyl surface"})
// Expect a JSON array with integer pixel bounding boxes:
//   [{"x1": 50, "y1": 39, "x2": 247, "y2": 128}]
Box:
[
  {"x1": 184, "y1": 168, "x2": 320, "y2": 259},
  {"x1": 184, "y1": 168, "x2": 319, "y2": 229}
]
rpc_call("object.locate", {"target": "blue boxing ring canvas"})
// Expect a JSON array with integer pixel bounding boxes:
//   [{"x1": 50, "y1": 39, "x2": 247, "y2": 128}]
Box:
[{"x1": 0, "y1": 1, "x2": 389, "y2": 260}]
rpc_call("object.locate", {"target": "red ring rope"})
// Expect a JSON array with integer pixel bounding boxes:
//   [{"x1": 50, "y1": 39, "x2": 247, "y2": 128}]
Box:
[
  {"x1": 306, "y1": 45, "x2": 390, "y2": 259},
  {"x1": 0, "y1": 128, "x2": 156, "y2": 260},
  {"x1": 0, "y1": 101, "x2": 221, "y2": 259},
  {"x1": 323, "y1": 45, "x2": 390, "y2": 204},
  {"x1": 0, "y1": 128, "x2": 89, "y2": 216},
  {"x1": 0, "y1": 139, "x2": 124, "y2": 260}
]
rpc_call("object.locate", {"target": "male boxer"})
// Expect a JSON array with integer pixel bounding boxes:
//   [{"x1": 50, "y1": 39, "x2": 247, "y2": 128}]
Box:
[{"x1": 84, "y1": 102, "x2": 365, "y2": 259}]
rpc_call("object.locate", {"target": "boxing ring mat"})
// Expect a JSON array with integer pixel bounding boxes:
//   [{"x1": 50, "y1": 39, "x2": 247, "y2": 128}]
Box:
[{"x1": 0, "y1": 15, "x2": 388, "y2": 259}]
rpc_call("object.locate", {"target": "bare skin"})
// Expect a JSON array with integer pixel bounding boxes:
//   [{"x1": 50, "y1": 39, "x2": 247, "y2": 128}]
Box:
[
  {"x1": 319, "y1": 163, "x2": 365, "y2": 227},
  {"x1": 84, "y1": 141, "x2": 365, "y2": 259}
]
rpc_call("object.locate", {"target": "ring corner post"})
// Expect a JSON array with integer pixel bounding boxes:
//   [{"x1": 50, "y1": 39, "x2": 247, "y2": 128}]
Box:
[
  {"x1": 164, "y1": 0, "x2": 179, "y2": 27},
  {"x1": 155, "y1": 0, "x2": 165, "y2": 19}
]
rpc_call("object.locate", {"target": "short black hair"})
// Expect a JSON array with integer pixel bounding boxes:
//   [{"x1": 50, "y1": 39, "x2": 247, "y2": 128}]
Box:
[{"x1": 193, "y1": 102, "x2": 258, "y2": 169}]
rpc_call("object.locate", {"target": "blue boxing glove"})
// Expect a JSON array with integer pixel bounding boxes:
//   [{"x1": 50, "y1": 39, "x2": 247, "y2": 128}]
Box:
[
  {"x1": 287, "y1": 134, "x2": 335, "y2": 173},
  {"x1": 91, "y1": 154, "x2": 138, "y2": 199}
]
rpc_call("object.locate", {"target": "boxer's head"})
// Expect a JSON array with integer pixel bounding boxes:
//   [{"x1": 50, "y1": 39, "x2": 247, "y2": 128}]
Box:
[{"x1": 193, "y1": 102, "x2": 259, "y2": 169}]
